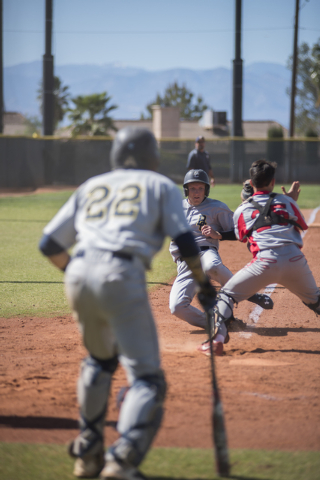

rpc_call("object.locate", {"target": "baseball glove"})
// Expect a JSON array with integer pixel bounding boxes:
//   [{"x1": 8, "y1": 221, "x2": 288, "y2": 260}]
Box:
[{"x1": 241, "y1": 179, "x2": 254, "y2": 201}]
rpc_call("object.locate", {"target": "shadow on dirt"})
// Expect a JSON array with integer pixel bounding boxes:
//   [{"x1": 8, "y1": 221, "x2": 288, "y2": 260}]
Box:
[
  {"x1": 0, "y1": 415, "x2": 117, "y2": 430},
  {"x1": 249, "y1": 347, "x2": 320, "y2": 355},
  {"x1": 245, "y1": 325, "x2": 320, "y2": 337}
]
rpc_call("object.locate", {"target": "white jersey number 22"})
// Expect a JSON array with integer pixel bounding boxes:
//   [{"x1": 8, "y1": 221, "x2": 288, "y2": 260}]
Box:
[{"x1": 85, "y1": 184, "x2": 142, "y2": 220}]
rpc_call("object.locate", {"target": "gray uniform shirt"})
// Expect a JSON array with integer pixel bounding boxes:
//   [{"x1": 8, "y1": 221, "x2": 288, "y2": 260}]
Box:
[
  {"x1": 43, "y1": 169, "x2": 190, "y2": 269},
  {"x1": 169, "y1": 197, "x2": 234, "y2": 262}
]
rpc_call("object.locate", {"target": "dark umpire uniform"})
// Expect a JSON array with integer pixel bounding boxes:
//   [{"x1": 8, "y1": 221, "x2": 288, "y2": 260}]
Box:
[{"x1": 186, "y1": 136, "x2": 214, "y2": 184}]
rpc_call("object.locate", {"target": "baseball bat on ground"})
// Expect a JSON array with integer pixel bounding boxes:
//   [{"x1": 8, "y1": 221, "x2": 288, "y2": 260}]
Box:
[{"x1": 206, "y1": 308, "x2": 230, "y2": 477}]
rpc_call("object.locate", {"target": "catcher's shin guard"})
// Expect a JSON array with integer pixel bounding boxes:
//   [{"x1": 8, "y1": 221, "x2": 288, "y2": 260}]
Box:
[
  {"x1": 108, "y1": 371, "x2": 166, "y2": 467},
  {"x1": 211, "y1": 291, "x2": 235, "y2": 339},
  {"x1": 69, "y1": 355, "x2": 118, "y2": 460}
]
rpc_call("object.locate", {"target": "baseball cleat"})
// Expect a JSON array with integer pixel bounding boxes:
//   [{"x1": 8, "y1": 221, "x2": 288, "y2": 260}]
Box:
[
  {"x1": 248, "y1": 293, "x2": 274, "y2": 310},
  {"x1": 73, "y1": 452, "x2": 105, "y2": 478},
  {"x1": 197, "y1": 340, "x2": 224, "y2": 356},
  {"x1": 100, "y1": 458, "x2": 147, "y2": 480}
]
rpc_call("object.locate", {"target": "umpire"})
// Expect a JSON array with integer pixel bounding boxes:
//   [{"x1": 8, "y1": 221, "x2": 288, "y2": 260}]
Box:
[{"x1": 186, "y1": 136, "x2": 215, "y2": 185}]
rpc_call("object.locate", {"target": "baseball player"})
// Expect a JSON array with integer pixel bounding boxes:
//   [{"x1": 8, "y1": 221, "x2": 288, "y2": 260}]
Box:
[
  {"x1": 199, "y1": 159, "x2": 320, "y2": 356},
  {"x1": 169, "y1": 169, "x2": 273, "y2": 333},
  {"x1": 39, "y1": 128, "x2": 217, "y2": 480}
]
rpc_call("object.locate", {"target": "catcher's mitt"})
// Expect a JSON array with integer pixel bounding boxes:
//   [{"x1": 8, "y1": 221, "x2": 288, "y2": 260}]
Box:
[{"x1": 241, "y1": 179, "x2": 254, "y2": 201}]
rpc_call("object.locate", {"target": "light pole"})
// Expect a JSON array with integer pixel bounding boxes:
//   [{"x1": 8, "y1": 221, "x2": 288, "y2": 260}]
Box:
[
  {"x1": 42, "y1": 0, "x2": 54, "y2": 135},
  {"x1": 289, "y1": 0, "x2": 300, "y2": 138},
  {"x1": 0, "y1": 0, "x2": 3, "y2": 134},
  {"x1": 230, "y1": 0, "x2": 244, "y2": 182},
  {"x1": 232, "y1": 0, "x2": 243, "y2": 138}
]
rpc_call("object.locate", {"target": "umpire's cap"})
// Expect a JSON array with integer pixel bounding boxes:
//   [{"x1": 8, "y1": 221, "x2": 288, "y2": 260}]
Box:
[
  {"x1": 110, "y1": 127, "x2": 160, "y2": 171},
  {"x1": 183, "y1": 169, "x2": 210, "y2": 197}
]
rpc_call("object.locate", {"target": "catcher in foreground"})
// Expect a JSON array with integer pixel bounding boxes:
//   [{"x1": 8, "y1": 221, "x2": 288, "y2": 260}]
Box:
[{"x1": 201, "y1": 160, "x2": 320, "y2": 356}]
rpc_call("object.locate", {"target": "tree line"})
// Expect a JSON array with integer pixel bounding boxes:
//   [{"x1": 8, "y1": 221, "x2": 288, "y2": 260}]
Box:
[{"x1": 25, "y1": 38, "x2": 320, "y2": 137}]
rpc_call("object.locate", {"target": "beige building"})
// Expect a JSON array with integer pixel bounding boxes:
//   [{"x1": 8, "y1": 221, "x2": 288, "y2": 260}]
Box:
[
  {"x1": 3, "y1": 108, "x2": 287, "y2": 139},
  {"x1": 2, "y1": 112, "x2": 27, "y2": 135},
  {"x1": 112, "y1": 107, "x2": 287, "y2": 140},
  {"x1": 112, "y1": 118, "x2": 287, "y2": 140}
]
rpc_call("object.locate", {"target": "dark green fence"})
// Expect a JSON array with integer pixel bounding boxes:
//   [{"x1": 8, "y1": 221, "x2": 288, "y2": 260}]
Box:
[{"x1": 0, "y1": 136, "x2": 319, "y2": 188}]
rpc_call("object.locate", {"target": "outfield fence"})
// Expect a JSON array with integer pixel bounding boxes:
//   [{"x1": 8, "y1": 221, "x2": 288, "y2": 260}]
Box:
[{"x1": 0, "y1": 136, "x2": 319, "y2": 188}]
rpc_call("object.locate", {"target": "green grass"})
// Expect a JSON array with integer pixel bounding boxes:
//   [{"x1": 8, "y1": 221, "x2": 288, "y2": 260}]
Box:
[
  {"x1": 0, "y1": 184, "x2": 319, "y2": 317},
  {"x1": 0, "y1": 191, "x2": 74, "y2": 317},
  {"x1": 0, "y1": 190, "x2": 177, "y2": 317},
  {"x1": 0, "y1": 443, "x2": 319, "y2": 480}
]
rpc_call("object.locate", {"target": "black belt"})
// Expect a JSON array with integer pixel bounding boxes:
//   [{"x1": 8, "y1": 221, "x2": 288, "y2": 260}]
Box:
[
  {"x1": 113, "y1": 251, "x2": 133, "y2": 261},
  {"x1": 199, "y1": 246, "x2": 216, "y2": 251},
  {"x1": 75, "y1": 250, "x2": 133, "y2": 261}
]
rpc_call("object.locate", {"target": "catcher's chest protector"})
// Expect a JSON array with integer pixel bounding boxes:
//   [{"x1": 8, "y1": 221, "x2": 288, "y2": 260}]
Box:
[{"x1": 247, "y1": 193, "x2": 302, "y2": 233}]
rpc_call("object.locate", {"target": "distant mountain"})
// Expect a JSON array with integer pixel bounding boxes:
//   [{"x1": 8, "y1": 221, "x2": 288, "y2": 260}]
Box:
[{"x1": 3, "y1": 61, "x2": 291, "y2": 127}]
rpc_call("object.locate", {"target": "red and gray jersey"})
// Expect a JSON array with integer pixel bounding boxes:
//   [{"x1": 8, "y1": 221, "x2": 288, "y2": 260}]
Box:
[
  {"x1": 169, "y1": 197, "x2": 234, "y2": 261},
  {"x1": 234, "y1": 190, "x2": 308, "y2": 256},
  {"x1": 43, "y1": 169, "x2": 190, "y2": 268}
]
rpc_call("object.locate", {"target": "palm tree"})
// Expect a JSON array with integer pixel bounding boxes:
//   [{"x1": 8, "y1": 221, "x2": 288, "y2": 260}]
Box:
[
  {"x1": 53, "y1": 76, "x2": 70, "y2": 126},
  {"x1": 37, "y1": 76, "x2": 70, "y2": 130},
  {"x1": 68, "y1": 92, "x2": 118, "y2": 137}
]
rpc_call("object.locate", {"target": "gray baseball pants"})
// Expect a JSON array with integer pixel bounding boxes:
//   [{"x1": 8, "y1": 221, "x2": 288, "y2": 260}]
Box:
[
  {"x1": 64, "y1": 251, "x2": 165, "y2": 467},
  {"x1": 169, "y1": 248, "x2": 232, "y2": 328},
  {"x1": 216, "y1": 244, "x2": 319, "y2": 323}
]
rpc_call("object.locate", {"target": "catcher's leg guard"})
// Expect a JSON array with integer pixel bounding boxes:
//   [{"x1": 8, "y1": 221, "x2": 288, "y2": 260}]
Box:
[
  {"x1": 198, "y1": 292, "x2": 236, "y2": 356},
  {"x1": 69, "y1": 355, "x2": 118, "y2": 460},
  {"x1": 304, "y1": 295, "x2": 320, "y2": 315},
  {"x1": 108, "y1": 371, "x2": 166, "y2": 468},
  {"x1": 212, "y1": 291, "x2": 235, "y2": 340}
]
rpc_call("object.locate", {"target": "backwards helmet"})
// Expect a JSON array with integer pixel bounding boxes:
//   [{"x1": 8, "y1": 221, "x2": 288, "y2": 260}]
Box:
[
  {"x1": 110, "y1": 127, "x2": 160, "y2": 171},
  {"x1": 183, "y1": 169, "x2": 210, "y2": 197}
]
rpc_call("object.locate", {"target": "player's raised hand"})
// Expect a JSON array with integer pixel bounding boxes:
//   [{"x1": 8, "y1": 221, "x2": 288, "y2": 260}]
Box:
[
  {"x1": 281, "y1": 181, "x2": 301, "y2": 201},
  {"x1": 201, "y1": 225, "x2": 221, "y2": 240}
]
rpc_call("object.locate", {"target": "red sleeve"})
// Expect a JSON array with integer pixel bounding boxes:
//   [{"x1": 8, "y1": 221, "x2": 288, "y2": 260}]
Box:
[
  {"x1": 237, "y1": 212, "x2": 249, "y2": 242},
  {"x1": 291, "y1": 202, "x2": 308, "y2": 231}
]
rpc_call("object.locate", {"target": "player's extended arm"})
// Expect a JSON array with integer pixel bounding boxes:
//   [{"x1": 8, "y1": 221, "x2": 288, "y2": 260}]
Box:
[
  {"x1": 39, "y1": 234, "x2": 71, "y2": 271},
  {"x1": 174, "y1": 231, "x2": 216, "y2": 310},
  {"x1": 281, "y1": 181, "x2": 301, "y2": 202}
]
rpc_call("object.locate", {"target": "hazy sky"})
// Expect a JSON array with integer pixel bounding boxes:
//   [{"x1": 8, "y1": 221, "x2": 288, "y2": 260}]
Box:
[{"x1": 4, "y1": 0, "x2": 320, "y2": 70}]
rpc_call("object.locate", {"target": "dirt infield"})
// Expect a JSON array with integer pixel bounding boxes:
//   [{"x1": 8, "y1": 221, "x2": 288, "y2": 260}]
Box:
[{"x1": 0, "y1": 209, "x2": 319, "y2": 452}]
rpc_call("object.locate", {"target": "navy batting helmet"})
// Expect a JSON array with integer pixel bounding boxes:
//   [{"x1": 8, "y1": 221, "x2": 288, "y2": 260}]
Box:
[
  {"x1": 110, "y1": 127, "x2": 160, "y2": 171},
  {"x1": 183, "y1": 169, "x2": 210, "y2": 197}
]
